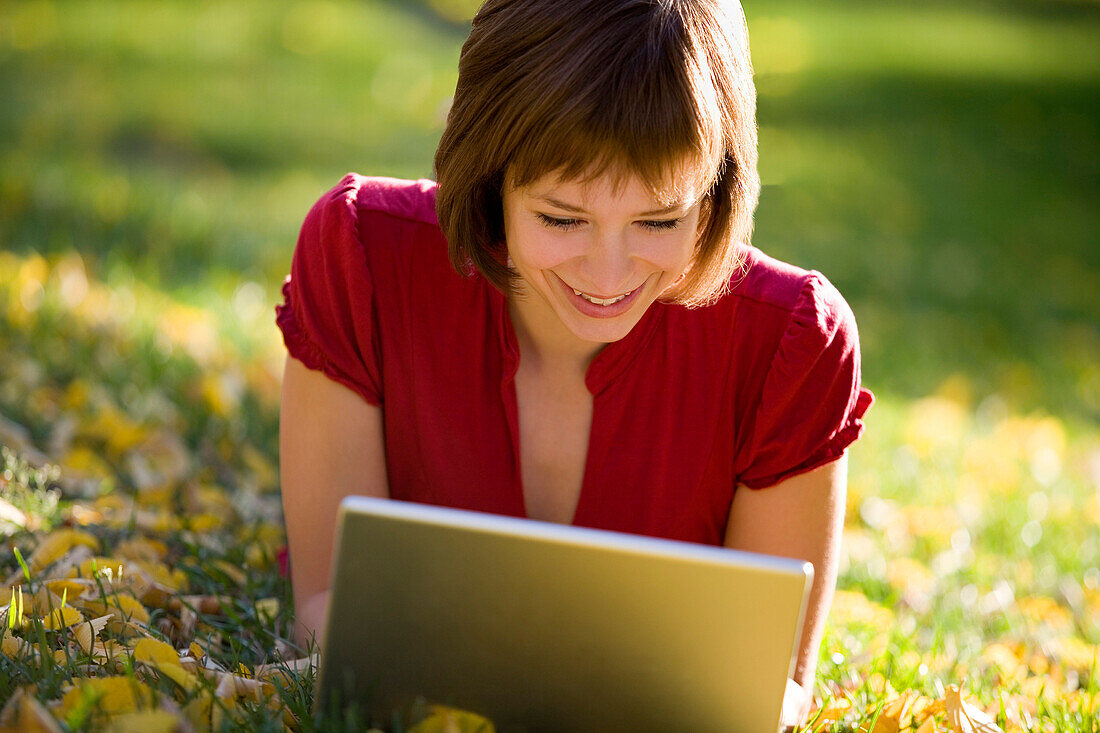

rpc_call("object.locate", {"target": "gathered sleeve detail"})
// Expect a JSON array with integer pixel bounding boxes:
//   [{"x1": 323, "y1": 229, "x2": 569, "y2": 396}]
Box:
[
  {"x1": 275, "y1": 175, "x2": 383, "y2": 406},
  {"x1": 736, "y1": 272, "x2": 873, "y2": 489}
]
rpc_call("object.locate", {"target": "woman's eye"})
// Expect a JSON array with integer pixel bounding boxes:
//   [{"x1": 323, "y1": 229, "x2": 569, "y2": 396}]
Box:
[
  {"x1": 537, "y1": 213, "x2": 582, "y2": 230},
  {"x1": 639, "y1": 218, "x2": 683, "y2": 231}
]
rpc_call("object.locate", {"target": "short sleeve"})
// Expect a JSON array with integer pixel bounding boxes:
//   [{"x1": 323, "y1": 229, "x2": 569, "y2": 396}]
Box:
[
  {"x1": 736, "y1": 273, "x2": 874, "y2": 489},
  {"x1": 275, "y1": 175, "x2": 383, "y2": 406}
]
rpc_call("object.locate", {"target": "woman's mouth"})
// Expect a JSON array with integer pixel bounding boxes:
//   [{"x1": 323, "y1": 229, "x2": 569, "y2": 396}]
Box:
[
  {"x1": 570, "y1": 287, "x2": 634, "y2": 306},
  {"x1": 555, "y1": 275, "x2": 648, "y2": 319}
]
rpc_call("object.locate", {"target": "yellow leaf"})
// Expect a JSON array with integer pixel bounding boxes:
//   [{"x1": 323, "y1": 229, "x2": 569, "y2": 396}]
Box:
[
  {"x1": 830, "y1": 591, "x2": 895, "y2": 631},
  {"x1": 915, "y1": 717, "x2": 937, "y2": 733},
  {"x1": 27, "y1": 529, "x2": 100, "y2": 573},
  {"x1": 102, "y1": 710, "x2": 183, "y2": 733},
  {"x1": 60, "y1": 446, "x2": 115, "y2": 481},
  {"x1": 0, "y1": 688, "x2": 62, "y2": 733},
  {"x1": 188, "y1": 513, "x2": 224, "y2": 533},
  {"x1": 2, "y1": 629, "x2": 34, "y2": 659},
  {"x1": 43, "y1": 579, "x2": 93, "y2": 602},
  {"x1": 944, "y1": 686, "x2": 1003, "y2": 733},
  {"x1": 27, "y1": 587, "x2": 64, "y2": 617},
  {"x1": 410, "y1": 705, "x2": 496, "y2": 733},
  {"x1": 41, "y1": 606, "x2": 84, "y2": 630},
  {"x1": 132, "y1": 638, "x2": 180, "y2": 667},
  {"x1": 72, "y1": 615, "x2": 110, "y2": 655},
  {"x1": 241, "y1": 444, "x2": 278, "y2": 488},
  {"x1": 81, "y1": 592, "x2": 150, "y2": 624},
  {"x1": 63, "y1": 379, "x2": 91, "y2": 411},
  {"x1": 57, "y1": 677, "x2": 155, "y2": 719},
  {"x1": 1052, "y1": 636, "x2": 1099, "y2": 674},
  {"x1": 815, "y1": 696, "x2": 851, "y2": 723},
  {"x1": 113, "y1": 538, "x2": 169, "y2": 562},
  {"x1": 1015, "y1": 596, "x2": 1074, "y2": 633},
  {"x1": 83, "y1": 405, "x2": 146, "y2": 457},
  {"x1": 255, "y1": 597, "x2": 280, "y2": 623},
  {"x1": 154, "y1": 662, "x2": 201, "y2": 692},
  {"x1": 980, "y1": 642, "x2": 1026, "y2": 681},
  {"x1": 213, "y1": 560, "x2": 247, "y2": 586},
  {"x1": 182, "y1": 692, "x2": 213, "y2": 731}
]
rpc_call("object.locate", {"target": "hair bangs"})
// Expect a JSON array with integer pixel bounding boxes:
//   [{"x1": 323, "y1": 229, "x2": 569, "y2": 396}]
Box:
[
  {"x1": 435, "y1": 0, "x2": 759, "y2": 304},
  {"x1": 505, "y1": 8, "x2": 725, "y2": 206}
]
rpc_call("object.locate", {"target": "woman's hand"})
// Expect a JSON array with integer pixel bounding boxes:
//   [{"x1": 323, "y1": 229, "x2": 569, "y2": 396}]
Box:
[{"x1": 780, "y1": 678, "x2": 812, "y2": 730}]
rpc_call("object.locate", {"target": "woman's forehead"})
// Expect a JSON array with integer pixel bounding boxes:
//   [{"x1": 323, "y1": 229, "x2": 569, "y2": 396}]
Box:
[{"x1": 512, "y1": 156, "x2": 715, "y2": 206}]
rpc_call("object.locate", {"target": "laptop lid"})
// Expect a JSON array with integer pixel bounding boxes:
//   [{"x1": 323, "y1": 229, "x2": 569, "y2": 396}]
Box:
[{"x1": 316, "y1": 495, "x2": 812, "y2": 733}]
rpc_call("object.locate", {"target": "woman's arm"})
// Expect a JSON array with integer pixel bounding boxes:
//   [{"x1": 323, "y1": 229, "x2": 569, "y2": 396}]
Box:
[
  {"x1": 279, "y1": 355, "x2": 390, "y2": 650},
  {"x1": 724, "y1": 454, "x2": 848, "y2": 722}
]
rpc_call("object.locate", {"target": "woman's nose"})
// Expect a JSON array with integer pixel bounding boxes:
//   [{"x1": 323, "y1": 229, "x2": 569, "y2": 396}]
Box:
[{"x1": 584, "y1": 231, "x2": 634, "y2": 293}]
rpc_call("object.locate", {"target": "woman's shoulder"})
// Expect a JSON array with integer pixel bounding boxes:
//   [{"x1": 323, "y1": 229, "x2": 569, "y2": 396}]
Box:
[
  {"x1": 667, "y1": 243, "x2": 861, "y2": 378},
  {"x1": 726, "y1": 244, "x2": 847, "y2": 317},
  {"x1": 718, "y1": 244, "x2": 859, "y2": 348},
  {"x1": 304, "y1": 172, "x2": 440, "y2": 233},
  {"x1": 295, "y1": 172, "x2": 457, "y2": 287}
]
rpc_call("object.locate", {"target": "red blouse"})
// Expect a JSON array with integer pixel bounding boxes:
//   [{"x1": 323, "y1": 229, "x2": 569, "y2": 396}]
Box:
[{"x1": 276, "y1": 173, "x2": 873, "y2": 546}]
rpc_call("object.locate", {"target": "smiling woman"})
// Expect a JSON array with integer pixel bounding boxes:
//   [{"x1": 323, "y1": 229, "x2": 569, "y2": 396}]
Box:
[
  {"x1": 276, "y1": 0, "x2": 873, "y2": 728},
  {"x1": 501, "y1": 172, "x2": 702, "y2": 349}
]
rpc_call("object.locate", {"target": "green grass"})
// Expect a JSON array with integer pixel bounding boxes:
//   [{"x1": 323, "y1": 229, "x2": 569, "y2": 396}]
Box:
[
  {"x1": 2, "y1": 249, "x2": 1097, "y2": 729},
  {"x1": 2, "y1": 0, "x2": 1097, "y2": 413}
]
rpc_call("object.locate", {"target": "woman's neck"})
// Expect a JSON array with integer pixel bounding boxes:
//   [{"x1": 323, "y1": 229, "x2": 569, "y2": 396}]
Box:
[{"x1": 507, "y1": 293, "x2": 604, "y2": 375}]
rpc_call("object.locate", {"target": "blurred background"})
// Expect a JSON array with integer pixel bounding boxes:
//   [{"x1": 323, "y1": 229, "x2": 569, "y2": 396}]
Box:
[
  {"x1": 1, "y1": 0, "x2": 1097, "y2": 418},
  {"x1": 1, "y1": 0, "x2": 1097, "y2": 420}
]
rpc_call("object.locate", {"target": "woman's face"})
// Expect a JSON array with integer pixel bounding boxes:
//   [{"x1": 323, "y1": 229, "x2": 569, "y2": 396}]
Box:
[{"x1": 502, "y1": 168, "x2": 703, "y2": 352}]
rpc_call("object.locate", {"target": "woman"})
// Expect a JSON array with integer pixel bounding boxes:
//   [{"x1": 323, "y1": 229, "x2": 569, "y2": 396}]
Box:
[{"x1": 277, "y1": 0, "x2": 873, "y2": 726}]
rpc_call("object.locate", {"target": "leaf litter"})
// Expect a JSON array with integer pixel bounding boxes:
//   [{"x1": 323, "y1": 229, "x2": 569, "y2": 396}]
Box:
[{"x1": 1, "y1": 253, "x2": 1097, "y2": 730}]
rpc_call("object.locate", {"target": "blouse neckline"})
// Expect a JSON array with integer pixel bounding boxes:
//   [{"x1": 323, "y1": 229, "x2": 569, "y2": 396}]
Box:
[{"x1": 492, "y1": 284, "x2": 668, "y2": 395}]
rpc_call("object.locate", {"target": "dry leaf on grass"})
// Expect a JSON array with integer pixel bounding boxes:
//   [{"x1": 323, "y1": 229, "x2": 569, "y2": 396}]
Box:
[
  {"x1": 944, "y1": 686, "x2": 1003, "y2": 733},
  {"x1": 0, "y1": 688, "x2": 63, "y2": 733}
]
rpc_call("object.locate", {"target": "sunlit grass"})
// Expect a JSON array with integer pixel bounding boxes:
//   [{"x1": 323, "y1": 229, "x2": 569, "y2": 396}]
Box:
[
  {"x1": 4, "y1": 0, "x2": 1097, "y2": 415},
  {"x1": 1, "y1": 253, "x2": 1097, "y2": 730}
]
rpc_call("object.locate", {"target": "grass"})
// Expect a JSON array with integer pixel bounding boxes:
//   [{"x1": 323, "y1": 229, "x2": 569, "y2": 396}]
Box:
[
  {"x1": 2, "y1": 248, "x2": 1096, "y2": 729},
  {"x1": 0, "y1": 0, "x2": 1098, "y2": 730}
]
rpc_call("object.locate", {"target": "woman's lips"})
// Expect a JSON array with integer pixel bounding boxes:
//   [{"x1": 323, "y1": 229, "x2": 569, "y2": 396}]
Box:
[{"x1": 555, "y1": 274, "x2": 647, "y2": 319}]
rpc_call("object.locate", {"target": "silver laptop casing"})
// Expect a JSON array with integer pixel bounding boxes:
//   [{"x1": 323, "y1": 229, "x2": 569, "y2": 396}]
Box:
[{"x1": 317, "y1": 496, "x2": 811, "y2": 733}]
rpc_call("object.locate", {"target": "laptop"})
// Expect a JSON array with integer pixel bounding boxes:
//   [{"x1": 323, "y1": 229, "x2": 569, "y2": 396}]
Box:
[{"x1": 316, "y1": 495, "x2": 812, "y2": 733}]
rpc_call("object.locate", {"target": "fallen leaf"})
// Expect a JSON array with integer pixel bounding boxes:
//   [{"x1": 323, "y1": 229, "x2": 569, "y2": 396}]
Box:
[
  {"x1": 0, "y1": 688, "x2": 62, "y2": 733},
  {"x1": 57, "y1": 676, "x2": 156, "y2": 719},
  {"x1": 81, "y1": 592, "x2": 150, "y2": 624},
  {"x1": 944, "y1": 686, "x2": 1003, "y2": 733},
  {"x1": 102, "y1": 710, "x2": 185, "y2": 733},
  {"x1": 132, "y1": 638, "x2": 181, "y2": 667},
  {"x1": 410, "y1": 704, "x2": 496, "y2": 733},
  {"x1": 26, "y1": 529, "x2": 100, "y2": 573},
  {"x1": 42, "y1": 605, "x2": 84, "y2": 630},
  {"x1": 813, "y1": 695, "x2": 852, "y2": 725},
  {"x1": 72, "y1": 615, "x2": 111, "y2": 655}
]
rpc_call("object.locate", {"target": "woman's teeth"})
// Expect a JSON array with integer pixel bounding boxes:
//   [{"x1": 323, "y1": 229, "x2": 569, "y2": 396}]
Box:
[{"x1": 572, "y1": 288, "x2": 633, "y2": 306}]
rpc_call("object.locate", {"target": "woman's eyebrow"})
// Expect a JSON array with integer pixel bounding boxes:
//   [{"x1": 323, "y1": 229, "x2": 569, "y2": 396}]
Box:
[
  {"x1": 531, "y1": 194, "x2": 691, "y2": 217},
  {"x1": 532, "y1": 194, "x2": 587, "y2": 214}
]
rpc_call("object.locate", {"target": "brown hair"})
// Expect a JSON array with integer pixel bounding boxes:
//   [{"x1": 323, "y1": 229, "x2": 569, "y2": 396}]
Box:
[{"x1": 434, "y1": 0, "x2": 759, "y2": 307}]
